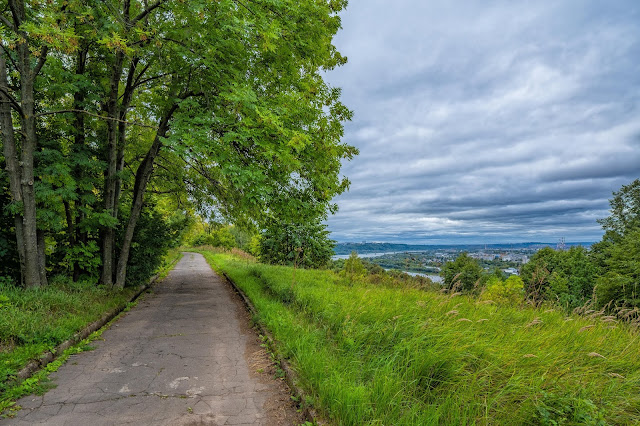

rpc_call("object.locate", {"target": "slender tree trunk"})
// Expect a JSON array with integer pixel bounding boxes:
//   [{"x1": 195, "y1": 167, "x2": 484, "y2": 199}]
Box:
[
  {"x1": 19, "y1": 71, "x2": 43, "y2": 288},
  {"x1": 100, "y1": 51, "x2": 124, "y2": 286},
  {"x1": 100, "y1": 0, "x2": 134, "y2": 286},
  {"x1": 0, "y1": 51, "x2": 26, "y2": 287},
  {"x1": 37, "y1": 229, "x2": 48, "y2": 286},
  {"x1": 63, "y1": 200, "x2": 80, "y2": 281},
  {"x1": 2, "y1": 0, "x2": 47, "y2": 288},
  {"x1": 114, "y1": 105, "x2": 177, "y2": 288},
  {"x1": 70, "y1": 48, "x2": 87, "y2": 282},
  {"x1": 113, "y1": 59, "x2": 138, "y2": 221}
]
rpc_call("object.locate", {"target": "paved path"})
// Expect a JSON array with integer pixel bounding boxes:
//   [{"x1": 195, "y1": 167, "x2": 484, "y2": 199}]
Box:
[{"x1": 2, "y1": 253, "x2": 301, "y2": 425}]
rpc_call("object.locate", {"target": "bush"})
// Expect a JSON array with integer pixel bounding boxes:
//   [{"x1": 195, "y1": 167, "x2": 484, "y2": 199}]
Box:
[
  {"x1": 259, "y1": 220, "x2": 335, "y2": 269},
  {"x1": 441, "y1": 252, "x2": 484, "y2": 293},
  {"x1": 521, "y1": 247, "x2": 597, "y2": 309},
  {"x1": 481, "y1": 275, "x2": 524, "y2": 305},
  {"x1": 117, "y1": 202, "x2": 188, "y2": 286},
  {"x1": 191, "y1": 227, "x2": 236, "y2": 250},
  {"x1": 342, "y1": 252, "x2": 367, "y2": 281}
]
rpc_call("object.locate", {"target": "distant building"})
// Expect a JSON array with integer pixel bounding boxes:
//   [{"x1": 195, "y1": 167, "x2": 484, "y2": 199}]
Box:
[{"x1": 503, "y1": 267, "x2": 519, "y2": 276}]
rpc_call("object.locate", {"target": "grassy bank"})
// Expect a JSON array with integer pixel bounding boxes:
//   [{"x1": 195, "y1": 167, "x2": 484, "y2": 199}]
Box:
[
  {"x1": 202, "y1": 251, "x2": 640, "y2": 425},
  {"x1": 0, "y1": 250, "x2": 183, "y2": 411}
]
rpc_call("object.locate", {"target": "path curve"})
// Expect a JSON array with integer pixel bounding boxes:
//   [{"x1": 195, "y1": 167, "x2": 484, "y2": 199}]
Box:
[{"x1": 1, "y1": 252, "x2": 301, "y2": 426}]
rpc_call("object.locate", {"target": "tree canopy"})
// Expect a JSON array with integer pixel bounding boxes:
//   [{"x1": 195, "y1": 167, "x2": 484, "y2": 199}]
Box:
[{"x1": 0, "y1": 0, "x2": 356, "y2": 288}]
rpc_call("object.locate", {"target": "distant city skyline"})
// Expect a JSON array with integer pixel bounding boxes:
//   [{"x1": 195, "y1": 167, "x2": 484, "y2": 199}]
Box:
[{"x1": 325, "y1": 0, "x2": 640, "y2": 244}]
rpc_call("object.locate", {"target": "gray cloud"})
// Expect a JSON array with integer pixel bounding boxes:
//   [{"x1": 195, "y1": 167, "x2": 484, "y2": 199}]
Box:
[{"x1": 325, "y1": 0, "x2": 640, "y2": 244}]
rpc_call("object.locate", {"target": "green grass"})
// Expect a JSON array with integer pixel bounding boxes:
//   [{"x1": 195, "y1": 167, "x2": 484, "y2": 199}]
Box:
[
  {"x1": 202, "y1": 251, "x2": 640, "y2": 425},
  {"x1": 0, "y1": 250, "x2": 182, "y2": 414},
  {"x1": 0, "y1": 280, "x2": 137, "y2": 393}
]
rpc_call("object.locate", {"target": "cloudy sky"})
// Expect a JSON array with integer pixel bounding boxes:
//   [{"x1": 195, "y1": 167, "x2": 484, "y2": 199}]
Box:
[{"x1": 324, "y1": 0, "x2": 640, "y2": 244}]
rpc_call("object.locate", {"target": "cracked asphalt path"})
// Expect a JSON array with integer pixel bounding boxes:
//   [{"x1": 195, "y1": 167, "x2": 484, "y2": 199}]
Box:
[{"x1": 1, "y1": 252, "x2": 302, "y2": 426}]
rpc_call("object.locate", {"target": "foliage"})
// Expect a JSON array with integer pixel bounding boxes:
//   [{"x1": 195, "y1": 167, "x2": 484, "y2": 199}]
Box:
[
  {"x1": 259, "y1": 219, "x2": 335, "y2": 269},
  {"x1": 597, "y1": 178, "x2": 640, "y2": 236},
  {"x1": 228, "y1": 226, "x2": 252, "y2": 251},
  {"x1": 342, "y1": 252, "x2": 367, "y2": 281},
  {"x1": 441, "y1": 252, "x2": 484, "y2": 292},
  {"x1": 191, "y1": 226, "x2": 236, "y2": 251},
  {"x1": 0, "y1": 0, "x2": 355, "y2": 288},
  {"x1": 203, "y1": 251, "x2": 640, "y2": 425},
  {"x1": 481, "y1": 275, "x2": 524, "y2": 305},
  {"x1": 61, "y1": 241, "x2": 101, "y2": 281},
  {"x1": 591, "y1": 179, "x2": 640, "y2": 308},
  {"x1": 520, "y1": 247, "x2": 597, "y2": 309},
  {"x1": 115, "y1": 200, "x2": 187, "y2": 287},
  {"x1": 593, "y1": 227, "x2": 640, "y2": 308},
  {"x1": 248, "y1": 234, "x2": 262, "y2": 258},
  {"x1": 0, "y1": 175, "x2": 20, "y2": 285}
]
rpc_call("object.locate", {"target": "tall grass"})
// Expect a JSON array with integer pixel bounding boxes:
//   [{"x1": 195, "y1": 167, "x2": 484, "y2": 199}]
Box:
[
  {"x1": 0, "y1": 279, "x2": 137, "y2": 396},
  {"x1": 203, "y1": 251, "x2": 640, "y2": 425}
]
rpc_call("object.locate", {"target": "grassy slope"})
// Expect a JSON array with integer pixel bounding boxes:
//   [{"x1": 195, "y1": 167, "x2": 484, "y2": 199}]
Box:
[{"x1": 203, "y1": 251, "x2": 640, "y2": 425}]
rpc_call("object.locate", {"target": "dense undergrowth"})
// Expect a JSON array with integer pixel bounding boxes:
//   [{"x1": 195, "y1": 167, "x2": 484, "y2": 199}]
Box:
[
  {"x1": 202, "y1": 250, "x2": 640, "y2": 425},
  {"x1": 0, "y1": 250, "x2": 183, "y2": 407}
]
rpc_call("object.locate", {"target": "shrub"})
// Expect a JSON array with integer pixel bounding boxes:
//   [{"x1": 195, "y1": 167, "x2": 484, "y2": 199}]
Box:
[
  {"x1": 441, "y1": 252, "x2": 484, "y2": 293},
  {"x1": 259, "y1": 220, "x2": 335, "y2": 269},
  {"x1": 481, "y1": 275, "x2": 524, "y2": 305},
  {"x1": 342, "y1": 252, "x2": 367, "y2": 282}
]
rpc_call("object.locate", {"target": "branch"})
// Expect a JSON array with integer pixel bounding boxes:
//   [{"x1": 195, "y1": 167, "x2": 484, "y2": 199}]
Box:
[
  {"x1": 0, "y1": 13, "x2": 16, "y2": 31},
  {"x1": 132, "y1": 0, "x2": 167, "y2": 24},
  {"x1": 161, "y1": 37, "x2": 197, "y2": 55},
  {"x1": 231, "y1": 0, "x2": 257, "y2": 17},
  {"x1": 32, "y1": 46, "x2": 49, "y2": 77},
  {"x1": 8, "y1": 0, "x2": 20, "y2": 29},
  {"x1": 35, "y1": 108, "x2": 158, "y2": 129},
  {"x1": 132, "y1": 61, "x2": 151, "y2": 86},
  {"x1": 242, "y1": 0, "x2": 284, "y2": 19},
  {"x1": 0, "y1": 84, "x2": 23, "y2": 115},
  {"x1": 133, "y1": 72, "x2": 169, "y2": 89},
  {"x1": 0, "y1": 44, "x2": 19, "y2": 71}
]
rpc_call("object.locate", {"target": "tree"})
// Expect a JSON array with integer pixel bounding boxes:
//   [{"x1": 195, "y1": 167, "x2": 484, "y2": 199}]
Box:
[
  {"x1": 481, "y1": 275, "x2": 524, "y2": 305},
  {"x1": 343, "y1": 251, "x2": 367, "y2": 281},
  {"x1": 597, "y1": 179, "x2": 640, "y2": 237},
  {"x1": 591, "y1": 179, "x2": 640, "y2": 307},
  {"x1": 520, "y1": 246, "x2": 597, "y2": 308},
  {"x1": 441, "y1": 252, "x2": 484, "y2": 292},
  {"x1": 259, "y1": 219, "x2": 335, "y2": 269},
  {"x1": 1, "y1": 0, "x2": 356, "y2": 288},
  {"x1": 0, "y1": 0, "x2": 77, "y2": 287}
]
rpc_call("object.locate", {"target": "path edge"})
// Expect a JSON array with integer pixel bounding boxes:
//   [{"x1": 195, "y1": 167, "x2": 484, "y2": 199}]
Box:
[
  {"x1": 14, "y1": 255, "x2": 182, "y2": 383},
  {"x1": 220, "y1": 270, "x2": 326, "y2": 426}
]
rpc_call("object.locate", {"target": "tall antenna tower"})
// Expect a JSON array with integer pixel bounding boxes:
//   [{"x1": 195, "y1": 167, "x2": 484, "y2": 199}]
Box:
[{"x1": 556, "y1": 237, "x2": 566, "y2": 251}]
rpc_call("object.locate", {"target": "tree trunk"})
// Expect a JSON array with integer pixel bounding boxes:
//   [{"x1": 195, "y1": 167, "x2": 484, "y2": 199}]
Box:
[
  {"x1": 114, "y1": 105, "x2": 177, "y2": 288},
  {"x1": 70, "y1": 48, "x2": 88, "y2": 282},
  {"x1": 100, "y1": 50, "x2": 124, "y2": 286},
  {"x1": 2, "y1": 0, "x2": 47, "y2": 288},
  {"x1": 37, "y1": 229, "x2": 48, "y2": 287},
  {"x1": 19, "y1": 71, "x2": 43, "y2": 288},
  {"x1": 0, "y1": 51, "x2": 26, "y2": 287},
  {"x1": 113, "y1": 58, "x2": 138, "y2": 222}
]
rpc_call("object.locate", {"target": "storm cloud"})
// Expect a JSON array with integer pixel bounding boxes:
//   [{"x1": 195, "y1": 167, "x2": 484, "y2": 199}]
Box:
[{"x1": 325, "y1": 0, "x2": 640, "y2": 244}]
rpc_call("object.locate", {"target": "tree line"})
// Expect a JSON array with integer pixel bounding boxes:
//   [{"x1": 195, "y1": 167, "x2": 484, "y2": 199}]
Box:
[
  {"x1": 441, "y1": 179, "x2": 640, "y2": 309},
  {"x1": 0, "y1": 0, "x2": 356, "y2": 288}
]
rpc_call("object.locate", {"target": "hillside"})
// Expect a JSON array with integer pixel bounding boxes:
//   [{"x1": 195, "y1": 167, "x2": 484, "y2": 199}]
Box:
[
  {"x1": 202, "y1": 250, "x2": 640, "y2": 425},
  {"x1": 333, "y1": 242, "x2": 594, "y2": 255}
]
